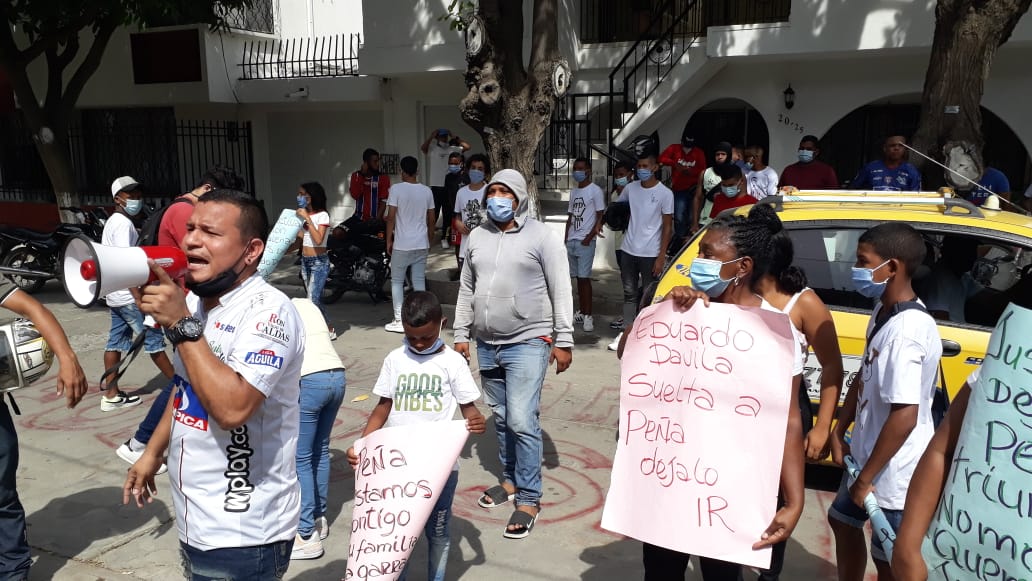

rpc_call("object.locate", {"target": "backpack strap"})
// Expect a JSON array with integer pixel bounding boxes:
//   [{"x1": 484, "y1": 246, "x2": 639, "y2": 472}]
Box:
[{"x1": 867, "y1": 300, "x2": 928, "y2": 344}]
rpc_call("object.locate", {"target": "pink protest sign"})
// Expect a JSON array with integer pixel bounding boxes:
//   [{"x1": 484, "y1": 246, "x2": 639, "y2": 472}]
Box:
[
  {"x1": 346, "y1": 420, "x2": 469, "y2": 580},
  {"x1": 601, "y1": 300, "x2": 795, "y2": 568}
]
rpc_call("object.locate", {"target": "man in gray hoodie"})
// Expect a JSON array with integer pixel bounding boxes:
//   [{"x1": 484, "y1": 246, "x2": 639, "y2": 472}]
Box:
[{"x1": 453, "y1": 168, "x2": 574, "y2": 539}]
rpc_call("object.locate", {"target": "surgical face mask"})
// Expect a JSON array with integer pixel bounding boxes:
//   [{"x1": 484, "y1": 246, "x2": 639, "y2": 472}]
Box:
[
  {"x1": 296, "y1": 195, "x2": 307, "y2": 208},
  {"x1": 468, "y1": 169, "x2": 485, "y2": 184},
  {"x1": 572, "y1": 170, "x2": 588, "y2": 183},
  {"x1": 798, "y1": 150, "x2": 815, "y2": 163},
  {"x1": 404, "y1": 323, "x2": 445, "y2": 356},
  {"x1": 614, "y1": 176, "x2": 630, "y2": 188},
  {"x1": 124, "y1": 199, "x2": 143, "y2": 216},
  {"x1": 851, "y1": 259, "x2": 892, "y2": 299},
  {"x1": 486, "y1": 196, "x2": 515, "y2": 223},
  {"x1": 186, "y1": 247, "x2": 250, "y2": 298},
  {"x1": 721, "y1": 184, "x2": 740, "y2": 198},
  {"x1": 689, "y1": 257, "x2": 744, "y2": 298},
  {"x1": 636, "y1": 168, "x2": 653, "y2": 181},
  {"x1": 448, "y1": 164, "x2": 462, "y2": 174}
]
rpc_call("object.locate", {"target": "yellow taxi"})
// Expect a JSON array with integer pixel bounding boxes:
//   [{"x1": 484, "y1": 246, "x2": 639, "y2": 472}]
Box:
[{"x1": 653, "y1": 191, "x2": 1032, "y2": 413}]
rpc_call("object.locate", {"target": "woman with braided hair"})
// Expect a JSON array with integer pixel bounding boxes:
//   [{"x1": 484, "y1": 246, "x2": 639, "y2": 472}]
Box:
[{"x1": 633, "y1": 204, "x2": 806, "y2": 580}]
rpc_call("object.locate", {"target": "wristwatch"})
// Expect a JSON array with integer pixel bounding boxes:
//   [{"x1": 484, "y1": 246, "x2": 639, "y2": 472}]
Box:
[{"x1": 166, "y1": 316, "x2": 204, "y2": 345}]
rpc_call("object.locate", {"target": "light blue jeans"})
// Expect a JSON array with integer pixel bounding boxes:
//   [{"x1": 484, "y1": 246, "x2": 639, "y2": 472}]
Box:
[
  {"x1": 399, "y1": 469, "x2": 458, "y2": 581},
  {"x1": 300, "y1": 254, "x2": 331, "y2": 326},
  {"x1": 296, "y1": 368, "x2": 346, "y2": 538},
  {"x1": 390, "y1": 248, "x2": 428, "y2": 321},
  {"x1": 476, "y1": 338, "x2": 551, "y2": 506}
]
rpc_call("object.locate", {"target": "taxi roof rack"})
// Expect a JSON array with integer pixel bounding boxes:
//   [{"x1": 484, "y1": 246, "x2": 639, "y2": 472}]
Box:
[{"x1": 755, "y1": 191, "x2": 985, "y2": 219}]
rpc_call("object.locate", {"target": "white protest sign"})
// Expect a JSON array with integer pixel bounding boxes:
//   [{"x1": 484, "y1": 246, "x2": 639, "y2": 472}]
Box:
[
  {"x1": 345, "y1": 420, "x2": 469, "y2": 580},
  {"x1": 602, "y1": 300, "x2": 795, "y2": 568},
  {"x1": 257, "y1": 209, "x2": 304, "y2": 280}
]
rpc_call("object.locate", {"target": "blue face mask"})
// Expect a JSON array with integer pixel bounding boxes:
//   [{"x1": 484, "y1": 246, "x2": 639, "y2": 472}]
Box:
[
  {"x1": 124, "y1": 199, "x2": 143, "y2": 216},
  {"x1": 572, "y1": 170, "x2": 588, "y2": 183},
  {"x1": 721, "y1": 184, "x2": 740, "y2": 198},
  {"x1": 851, "y1": 259, "x2": 892, "y2": 299},
  {"x1": 746, "y1": 161, "x2": 755, "y2": 170},
  {"x1": 636, "y1": 168, "x2": 653, "y2": 181},
  {"x1": 486, "y1": 196, "x2": 515, "y2": 223},
  {"x1": 798, "y1": 150, "x2": 815, "y2": 163},
  {"x1": 689, "y1": 257, "x2": 744, "y2": 298},
  {"x1": 404, "y1": 325, "x2": 445, "y2": 356},
  {"x1": 468, "y1": 169, "x2": 485, "y2": 184},
  {"x1": 448, "y1": 164, "x2": 462, "y2": 174},
  {"x1": 615, "y1": 176, "x2": 630, "y2": 188},
  {"x1": 297, "y1": 195, "x2": 307, "y2": 208}
]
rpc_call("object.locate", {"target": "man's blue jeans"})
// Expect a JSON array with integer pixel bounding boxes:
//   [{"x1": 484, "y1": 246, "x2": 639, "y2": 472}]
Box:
[
  {"x1": 399, "y1": 469, "x2": 458, "y2": 581},
  {"x1": 0, "y1": 401, "x2": 30, "y2": 581},
  {"x1": 390, "y1": 248, "x2": 428, "y2": 321},
  {"x1": 296, "y1": 368, "x2": 346, "y2": 538},
  {"x1": 179, "y1": 539, "x2": 292, "y2": 580},
  {"x1": 672, "y1": 188, "x2": 693, "y2": 252},
  {"x1": 476, "y1": 338, "x2": 551, "y2": 507},
  {"x1": 134, "y1": 379, "x2": 173, "y2": 446}
]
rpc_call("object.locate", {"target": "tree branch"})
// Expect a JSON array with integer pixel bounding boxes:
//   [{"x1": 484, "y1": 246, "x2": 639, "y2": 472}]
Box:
[
  {"x1": 43, "y1": 35, "x2": 80, "y2": 114},
  {"x1": 13, "y1": 8, "x2": 101, "y2": 65},
  {"x1": 0, "y1": 22, "x2": 43, "y2": 120},
  {"x1": 61, "y1": 17, "x2": 118, "y2": 113},
  {"x1": 529, "y1": 0, "x2": 558, "y2": 68}
]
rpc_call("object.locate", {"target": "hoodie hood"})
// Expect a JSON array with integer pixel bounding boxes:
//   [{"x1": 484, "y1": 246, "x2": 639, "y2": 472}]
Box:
[
  {"x1": 484, "y1": 169, "x2": 530, "y2": 217},
  {"x1": 714, "y1": 141, "x2": 733, "y2": 158}
]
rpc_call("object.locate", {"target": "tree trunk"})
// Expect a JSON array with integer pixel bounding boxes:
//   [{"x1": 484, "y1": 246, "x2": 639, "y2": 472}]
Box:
[
  {"x1": 36, "y1": 135, "x2": 79, "y2": 224},
  {"x1": 910, "y1": 0, "x2": 1031, "y2": 190},
  {"x1": 459, "y1": 0, "x2": 564, "y2": 219}
]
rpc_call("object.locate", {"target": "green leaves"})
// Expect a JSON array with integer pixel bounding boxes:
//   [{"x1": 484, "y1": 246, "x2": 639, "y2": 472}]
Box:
[{"x1": 438, "y1": 0, "x2": 477, "y2": 31}]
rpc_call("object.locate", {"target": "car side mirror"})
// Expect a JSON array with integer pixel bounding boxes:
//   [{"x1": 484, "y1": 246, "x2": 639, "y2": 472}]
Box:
[{"x1": 942, "y1": 339, "x2": 962, "y2": 358}]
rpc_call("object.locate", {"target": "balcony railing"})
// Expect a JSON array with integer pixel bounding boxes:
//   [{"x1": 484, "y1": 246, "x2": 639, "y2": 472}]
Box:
[
  {"x1": 239, "y1": 33, "x2": 360, "y2": 79},
  {"x1": 579, "y1": 0, "x2": 791, "y2": 44}
]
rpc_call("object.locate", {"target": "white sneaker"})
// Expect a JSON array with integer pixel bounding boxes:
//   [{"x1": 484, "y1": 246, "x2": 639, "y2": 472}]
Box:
[
  {"x1": 607, "y1": 332, "x2": 623, "y2": 351},
  {"x1": 573, "y1": 311, "x2": 585, "y2": 324},
  {"x1": 384, "y1": 319, "x2": 404, "y2": 333},
  {"x1": 116, "y1": 440, "x2": 168, "y2": 475},
  {"x1": 315, "y1": 516, "x2": 329, "y2": 540},
  {"x1": 101, "y1": 391, "x2": 142, "y2": 412},
  {"x1": 441, "y1": 238, "x2": 450, "y2": 249},
  {"x1": 290, "y1": 533, "x2": 324, "y2": 560},
  {"x1": 583, "y1": 315, "x2": 595, "y2": 333}
]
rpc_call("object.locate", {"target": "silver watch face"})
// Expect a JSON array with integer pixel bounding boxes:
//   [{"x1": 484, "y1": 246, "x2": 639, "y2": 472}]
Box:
[{"x1": 179, "y1": 318, "x2": 203, "y2": 338}]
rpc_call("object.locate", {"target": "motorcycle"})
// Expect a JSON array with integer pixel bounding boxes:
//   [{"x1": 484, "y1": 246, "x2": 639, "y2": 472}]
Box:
[
  {"x1": 318, "y1": 217, "x2": 391, "y2": 304},
  {"x1": 0, "y1": 207, "x2": 105, "y2": 293}
]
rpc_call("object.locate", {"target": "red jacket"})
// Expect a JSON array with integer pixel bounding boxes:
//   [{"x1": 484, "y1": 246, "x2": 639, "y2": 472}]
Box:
[
  {"x1": 349, "y1": 171, "x2": 391, "y2": 220},
  {"x1": 659, "y1": 144, "x2": 707, "y2": 192}
]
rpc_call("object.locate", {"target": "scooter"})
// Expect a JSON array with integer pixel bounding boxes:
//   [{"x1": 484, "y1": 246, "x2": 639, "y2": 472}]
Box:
[
  {"x1": 0, "y1": 208, "x2": 105, "y2": 293},
  {"x1": 319, "y1": 217, "x2": 391, "y2": 304}
]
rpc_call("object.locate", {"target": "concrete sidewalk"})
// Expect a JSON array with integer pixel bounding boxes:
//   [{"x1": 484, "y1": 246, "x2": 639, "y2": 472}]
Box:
[{"x1": 6, "y1": 254, "x2": 874, "y2": 580}]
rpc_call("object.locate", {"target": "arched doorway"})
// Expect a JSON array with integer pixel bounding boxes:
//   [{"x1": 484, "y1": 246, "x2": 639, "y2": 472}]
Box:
[
  {"x1": 821, "y1": 97, "x2": 1031, "y2": 192},
  {"x1": 682, "y1": 98, "x2": 770, "y2": 164}
]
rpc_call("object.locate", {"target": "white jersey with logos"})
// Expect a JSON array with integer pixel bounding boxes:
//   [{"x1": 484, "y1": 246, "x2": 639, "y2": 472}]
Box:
[{"x1": 169, "y1": 274, "x2": 305, "y2": 549}]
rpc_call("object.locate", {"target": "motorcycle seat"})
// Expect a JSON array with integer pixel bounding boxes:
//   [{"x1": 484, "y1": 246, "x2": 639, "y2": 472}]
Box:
[{"x1": 3, "y1": 228, "x2": 54, "y2": 242}]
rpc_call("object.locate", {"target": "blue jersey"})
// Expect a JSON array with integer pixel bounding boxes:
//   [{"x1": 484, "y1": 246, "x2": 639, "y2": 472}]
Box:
[
  {"x1": 851, "y1": 160, "x2": 922, "y2": 192},
  {"x1": 965, "y1": 167, "x2": 1010, "y2": 206}
]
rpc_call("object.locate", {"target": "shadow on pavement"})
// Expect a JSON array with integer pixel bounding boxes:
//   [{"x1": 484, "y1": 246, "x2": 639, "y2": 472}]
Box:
[{"x1": 25, "y1": 486, "x2": 173, "y2": 580}]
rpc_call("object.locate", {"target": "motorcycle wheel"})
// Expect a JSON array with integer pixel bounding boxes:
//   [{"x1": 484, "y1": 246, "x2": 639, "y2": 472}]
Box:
[
  {"x1": 2, "y1": 247, "x2": 48, "y2": 293},
  {"x1": 321, "y1": 285, "x2": 344, "y2": 304}
]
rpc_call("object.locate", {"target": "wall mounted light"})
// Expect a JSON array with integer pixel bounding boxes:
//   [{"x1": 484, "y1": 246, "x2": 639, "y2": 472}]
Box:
[{"x1": 783, "y1": 84, "x2": 795, "y2": 110}]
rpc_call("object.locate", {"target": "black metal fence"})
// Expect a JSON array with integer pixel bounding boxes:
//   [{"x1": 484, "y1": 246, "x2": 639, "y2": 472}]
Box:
[
  {"x1": 0, "y1": 112, "x2": 255, "y2": 204},
  {"x1": 239, "y1": 33, "x2": 361, "y2": 79},
  {"x1": 535, "y1": 93, "x2": 618, "y2": 191},
  {"x1": 580, "y1": 0, "x2": 791, "y2": 44},
  {"x1": 221, "y1": 0, "x2": 276, "y2": 35}
]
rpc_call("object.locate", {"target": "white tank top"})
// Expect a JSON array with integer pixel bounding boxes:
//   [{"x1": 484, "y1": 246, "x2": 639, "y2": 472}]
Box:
[{"x1": 782, "y1": 288, "x2": 812, "y2": 365}]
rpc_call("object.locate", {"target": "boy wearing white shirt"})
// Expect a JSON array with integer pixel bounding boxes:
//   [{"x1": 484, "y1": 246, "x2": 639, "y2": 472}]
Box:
[
  {"x1": 453, "y1": 154, "x2": 490, "y2": 272},
  {"x1": 347, "y1": 292, "x2": 485, "y2": 581},
  {"x1": 565, "y1": 158, "x2": 606, "y2": 332},
  {"x1": 828, "y1": 223, "x2": 942, "y2": 581},
  {"x1": 385, "y1": 156, "x2": 436, "y2": 333}
]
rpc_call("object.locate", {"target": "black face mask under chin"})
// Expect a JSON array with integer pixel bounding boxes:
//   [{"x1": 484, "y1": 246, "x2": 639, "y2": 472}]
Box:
[{"x1": 186, "y1": 248, "x2": 250, "y2": 298}]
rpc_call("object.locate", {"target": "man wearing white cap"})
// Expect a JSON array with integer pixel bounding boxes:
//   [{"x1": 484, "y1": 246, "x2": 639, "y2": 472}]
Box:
[
  {"x1": 453, "y1": 168, "x2": 574, "y2": 539},
  {"x1": 99, "y1": 177, "x2": 174, "y2": 412}
]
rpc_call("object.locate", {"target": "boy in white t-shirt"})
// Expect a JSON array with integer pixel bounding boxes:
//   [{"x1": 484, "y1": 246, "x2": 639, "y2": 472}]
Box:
[
  {"x1": 347, "y1": 291, "x2": 485, "y2": 581},
  {"x1": 385, "y1": 156, "x2": 436, "y2": 333},
  {"x1": 745, "y1": 146, "x2": 779, "y2": 200},
  {"x1": 453, "y1": 154, "x2": 489, "y2": 273},
  {"x1": 828, "y1": 222, "x2": 942, "y2": 581},
  {"x1": 565, "y1": 157, "x2": 606, "y2": 333}
]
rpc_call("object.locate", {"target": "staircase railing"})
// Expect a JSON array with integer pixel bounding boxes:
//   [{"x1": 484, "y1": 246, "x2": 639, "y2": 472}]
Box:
[{"x1": 608, "y1": 0, "x2": 705, "y2": 153}]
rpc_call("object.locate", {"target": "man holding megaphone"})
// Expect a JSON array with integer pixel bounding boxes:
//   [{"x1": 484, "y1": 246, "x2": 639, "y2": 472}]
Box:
[{"x1": 122, "y1": 189, "x2": 306, "y2": 580}]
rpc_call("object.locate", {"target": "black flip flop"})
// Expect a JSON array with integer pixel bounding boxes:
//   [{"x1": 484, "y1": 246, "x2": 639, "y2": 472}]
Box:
[
  {"x1": 503, "y1": 506, "x2": 539, "y2": 539},
  {"x1": 478, "y1": 485, "x2": 515, "y2": 509}
]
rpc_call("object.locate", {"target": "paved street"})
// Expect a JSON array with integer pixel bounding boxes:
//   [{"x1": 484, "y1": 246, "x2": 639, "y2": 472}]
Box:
[{"x1": 7, "y1": 250, "x2": 876, "y2": 580}]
